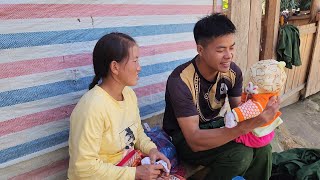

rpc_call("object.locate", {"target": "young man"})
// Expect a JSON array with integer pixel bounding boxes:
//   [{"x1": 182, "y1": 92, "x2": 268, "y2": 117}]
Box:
[{"x1": 162, "y1": 13, "x2": 280, "y2": 180}]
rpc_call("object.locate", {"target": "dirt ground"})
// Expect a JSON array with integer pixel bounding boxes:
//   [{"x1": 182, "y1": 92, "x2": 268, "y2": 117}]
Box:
[{"x1": 274, "y1": 91, "x2": 320, "y2": 151}]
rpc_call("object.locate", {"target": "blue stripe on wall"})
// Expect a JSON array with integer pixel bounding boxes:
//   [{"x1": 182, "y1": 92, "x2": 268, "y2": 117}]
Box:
[
  {"x1": 141, "y1": 58, "x2": 188, "y2": 77},
  {"x1": 0, "y1": 100, "x2": 166, "y2": 163},
  {"x1": 0, "y1": 58, "x2": 189, "y2": 107},
  {"x1": 0, "y1": 130, "x2": 69, "y2": 164},
  {"x1": 0, "y1": 23, "x2": 194, "y2": 49},
  {"x1": 140, "y1": 100, "x2": 165, "y2": 117}
]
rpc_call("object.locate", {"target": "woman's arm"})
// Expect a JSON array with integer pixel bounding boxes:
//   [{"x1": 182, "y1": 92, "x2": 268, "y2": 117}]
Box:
[{"x1": 69, "y1": 108, "x2": 136, "y2": 179}]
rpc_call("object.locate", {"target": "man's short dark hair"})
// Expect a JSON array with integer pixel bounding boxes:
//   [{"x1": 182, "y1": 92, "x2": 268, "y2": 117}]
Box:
[{"x1": 194, "y1": 13, "x2": 236, "y2": 47}]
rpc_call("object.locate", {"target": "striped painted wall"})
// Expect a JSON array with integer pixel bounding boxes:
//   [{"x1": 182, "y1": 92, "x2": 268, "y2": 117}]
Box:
[{"x1": 0, "y1": 0, "x2": 212, "y2": 179}]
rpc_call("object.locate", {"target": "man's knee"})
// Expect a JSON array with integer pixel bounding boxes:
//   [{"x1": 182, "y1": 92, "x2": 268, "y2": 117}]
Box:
[
  {"x1": 256, "y1": 144, "x2": 272, "y2": 156},
  {"x1": 231, "y1": 144, "x2": 272, "y2": 175},
  {"x1": 207, "y1": 144, "x2": 254, "y2": 176},
  {"x1": 254, "y1": 144, "x2": 272, "y2": 164},
  {"x1": 225, "y1": 144, "x2": 254, "y2": 173}
]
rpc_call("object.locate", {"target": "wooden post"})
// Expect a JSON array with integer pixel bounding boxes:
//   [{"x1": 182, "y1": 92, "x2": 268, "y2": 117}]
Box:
[
  {"x1": 310, "y1": 0, "x2": 320, "y2": 23},
  {"x1": 213, "y1": 0, "x2": 223, "y2": 13},
  {"x1": 247, "y1": 0, "x2": 262, "y2": 68},
  {"x1": 260, "y1": 0, "x2": 281, "y2": 60},
  {"x1": 227, "y1": 0, "x2": 232, "y2": 19},
  {"x1": 304, "y1": 23, "x2": 320, "y2": 97},
  {"x1": 228, "y1": 0, "x2": 251, "y2": 72}
]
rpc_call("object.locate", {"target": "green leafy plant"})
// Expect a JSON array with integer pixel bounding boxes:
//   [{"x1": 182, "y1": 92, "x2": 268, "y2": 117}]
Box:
[
  {"x1": 298, "y1": 0, "x2": 311, "y2": 10},
  {"x1": 280, "y1": 0, "x2": 299, "y2": 11},
  {"x1": 223, "y1": 0, "x2": 228, "y2": 10}
]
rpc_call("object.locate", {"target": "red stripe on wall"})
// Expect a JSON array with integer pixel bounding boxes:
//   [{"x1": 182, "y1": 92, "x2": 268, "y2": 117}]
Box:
[
  {"x1": 0, "y1": 4, "x2": 212, "y2": 19},
  {"x1": 1, "y1": 81, "x2": 167, "y2": 136},
  {"x1": 0, "y1": 104, "x2": 75, "y2": 137},
  {"x1": 134, "y1": 81, "x2": 166, "y2": 97},
  {"x1": 0, "y1": 54, "x2": 92, "y2": 79},
  {"x1": 9, "y1": 158, "x2": 69, "y2": 180},
  {"x1": 0, "y1": 41, "x2": 195, "y2": 79}
]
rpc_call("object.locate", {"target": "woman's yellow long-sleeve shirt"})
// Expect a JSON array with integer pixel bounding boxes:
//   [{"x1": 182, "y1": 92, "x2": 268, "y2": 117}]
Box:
[{"x1": 68, "y1": 85, "x2": 157, "y2": 180}]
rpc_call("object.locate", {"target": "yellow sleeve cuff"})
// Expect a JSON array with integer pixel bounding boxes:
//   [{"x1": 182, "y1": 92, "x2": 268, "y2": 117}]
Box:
[{"x1": 143, "y1": 142, "x2": 157, "y2": 155}]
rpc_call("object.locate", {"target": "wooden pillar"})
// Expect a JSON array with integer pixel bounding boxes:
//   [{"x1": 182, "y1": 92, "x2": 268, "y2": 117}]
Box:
[
  {"x1": 228, "y1": 0, "x2": 251, "y2": 72},
  {"x1": 228, "y1": 0, "x2": 262, "y2": 74},
  {"x1": 247, "y1": 0, "x2": 262, "y2": 68},
  {"x1": 304, "y1": 22, "x2": 320, "y2": 97},
  {"x1": 260, "y1": 0, "x2": 281, "y2": 60},
  {"x1": 213, "y1": 0, "x2": 223, "y2": 13}
]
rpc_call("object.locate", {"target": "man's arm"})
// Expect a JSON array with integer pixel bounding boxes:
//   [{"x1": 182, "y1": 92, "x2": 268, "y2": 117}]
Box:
[
  {"x1": 178, "y1": 96, "x2": 280, "y2": 152},
  {"x1": 229, "y1": 96, "x2": 241, "y2": 109}
]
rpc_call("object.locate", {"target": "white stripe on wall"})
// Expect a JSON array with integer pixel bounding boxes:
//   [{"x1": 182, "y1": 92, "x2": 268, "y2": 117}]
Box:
[
  {"x1": 0, "y1": 87, "x2": 167, "y2": 122},
  {"x1": 0, "y1": 119, "x2": 69, "y2": 150},
  {"x1": 134, "y1": 71, "x2": 172, "y2": 89},
  {"x1": 0, "y1": 15, "x2": 203, "y2": 34},
  {"x1": 0, "y1": 66, "x2": 93, "y2": 93},
  {"x1": 0, "y1": 49, "x2": 195, "y2": 93},
  {"x1": 0, "y1": 90, "x2": 85, "y2": 122},
  {"x1": 0, "y1": 32, "x2": 194, "y2": 64},
  {"x1": 138, "y1": 91, "x2": 165, "y2": 108}
]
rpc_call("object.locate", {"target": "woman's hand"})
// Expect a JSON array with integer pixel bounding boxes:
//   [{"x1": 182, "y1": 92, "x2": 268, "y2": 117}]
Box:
[
  {"x1": 149, "y1": 148, "x2": 171, "y2": 176},
  {"x1": 135, "y1": 164, "x2": 164, "y2": 180}
]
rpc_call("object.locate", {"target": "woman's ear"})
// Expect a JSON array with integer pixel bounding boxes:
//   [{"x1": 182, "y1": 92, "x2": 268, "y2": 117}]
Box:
[{"x1": 109, "y1": 61, "x2": 120, "y2": 75}]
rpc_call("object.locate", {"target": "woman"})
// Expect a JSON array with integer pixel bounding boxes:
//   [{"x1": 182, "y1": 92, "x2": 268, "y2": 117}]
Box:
[{"x1": 68, "y1": 32, "x2": 171, "y2": 180}]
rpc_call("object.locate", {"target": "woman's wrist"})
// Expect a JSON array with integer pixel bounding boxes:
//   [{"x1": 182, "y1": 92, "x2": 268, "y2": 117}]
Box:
[{"x1": 148, "y1": 148, "x2": 158, "y2": 154}]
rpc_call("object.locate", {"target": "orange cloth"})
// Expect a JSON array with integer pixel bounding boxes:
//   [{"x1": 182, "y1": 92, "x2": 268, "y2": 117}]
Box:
[{"x1": 232, "y1": 92, "x2": 281, "y2": 127}]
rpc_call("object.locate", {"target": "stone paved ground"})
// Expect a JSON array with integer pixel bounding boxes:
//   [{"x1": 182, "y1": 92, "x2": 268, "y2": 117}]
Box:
[{"x1": 275, "y1": 91, "x2": 320, "y2": 150}]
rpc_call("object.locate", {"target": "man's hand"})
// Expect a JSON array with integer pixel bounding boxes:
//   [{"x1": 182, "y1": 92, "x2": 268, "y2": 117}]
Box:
[
  {"x1": 135, "y1": 164, "x2": 164, "y2": 180},
  {"x1": 149, "y1": 148, "x2": 171, "y2": 176},
  {"x1": 259, "y1": 96, "x2": 280, "y2": 124},
  {"x1": 237, "y1": 96, "x2": 280, "y2": 134}
]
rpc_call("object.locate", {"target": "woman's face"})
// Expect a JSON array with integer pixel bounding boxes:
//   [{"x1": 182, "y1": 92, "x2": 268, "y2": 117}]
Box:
[{"x1": 118, "y1": 45, "x2": 141, "y2": 86}]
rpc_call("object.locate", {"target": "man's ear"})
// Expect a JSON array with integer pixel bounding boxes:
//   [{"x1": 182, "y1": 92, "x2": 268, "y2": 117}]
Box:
[
  {"x1": 110, "y1": 61, "x2": 120, "y2": 75},
  {"x1": 197, "y1": 44, "x2": 204, "y2": 56}
]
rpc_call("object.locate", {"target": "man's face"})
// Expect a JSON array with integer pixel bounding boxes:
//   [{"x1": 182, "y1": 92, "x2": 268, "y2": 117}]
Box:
[{"x1": 197, "y1": 34, "x2": 235, "y2": 73}]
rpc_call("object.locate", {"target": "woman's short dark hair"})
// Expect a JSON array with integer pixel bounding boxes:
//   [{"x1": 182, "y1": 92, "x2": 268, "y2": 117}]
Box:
[
  {"x1": 89, "y1": 32, "x2": 136, "y2": 90},
  {"x1": 194, "y1": 13, "x2": 236, "y2": 47}
]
